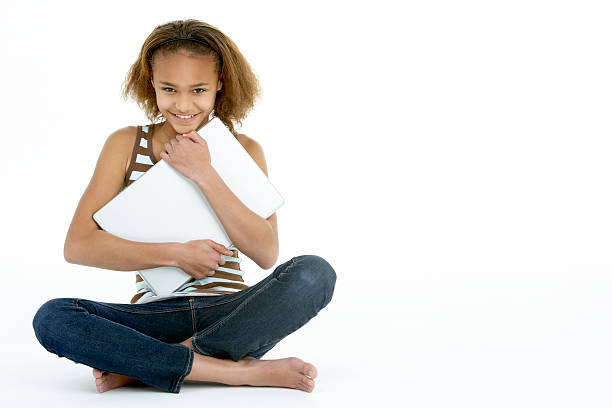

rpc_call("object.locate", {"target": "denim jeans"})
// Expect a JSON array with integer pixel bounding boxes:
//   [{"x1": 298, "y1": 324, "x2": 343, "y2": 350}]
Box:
[{"x1": 32, "y1": 255, "x2": 336, "y2": 394}]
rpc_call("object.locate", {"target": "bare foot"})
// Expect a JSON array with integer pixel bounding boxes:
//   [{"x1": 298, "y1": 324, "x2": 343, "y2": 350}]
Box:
[
  {"x1": 92, "y1": 368, "x2": 139, "y2": 393},
  {"x1": 181, "y1": 336, "x2": 318, "y2": 392},
  {"x1": 180, "y1": 338, "x2": 317, "y2": 392},
  {"x1": 91, "y1": 337, "x2": 317, "y2": 393},
  {"x1": 241, "y1": 357, "x2": 318, "y2": 393}
]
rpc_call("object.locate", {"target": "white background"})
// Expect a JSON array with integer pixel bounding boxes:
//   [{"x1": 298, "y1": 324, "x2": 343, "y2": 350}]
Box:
[{"x1": 1, "y1": 0, "x2": 611, "y2": 406}]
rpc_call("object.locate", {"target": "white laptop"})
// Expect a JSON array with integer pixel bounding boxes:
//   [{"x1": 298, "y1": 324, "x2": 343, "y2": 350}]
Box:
[{"x1": 93, "y1": 117, "x2": 284, "y2": 296}]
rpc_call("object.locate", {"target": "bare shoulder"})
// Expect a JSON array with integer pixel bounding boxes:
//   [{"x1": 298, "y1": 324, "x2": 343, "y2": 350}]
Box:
[
  {"x1": 63, "y1": 125, "x2": 139, "y2": 255},
  {"x1": 84, "y1": 126, "x2": 137, "y2": 178},
  {"x1": 236, "y1": 133, "x2": 257, "y2": 151},
  {"x1": 102, "y1": 126, "x2": 139, "y2": 173},
  {"x1": 107, "y1": 125, "x2": 137, "y2": 144},
  {"x1": 236, "y1": 133, "x2": 268, "y2": 176}
]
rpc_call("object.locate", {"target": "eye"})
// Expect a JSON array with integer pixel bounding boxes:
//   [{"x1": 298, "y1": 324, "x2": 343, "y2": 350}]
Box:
[{"x1": 161, "y1": 87, "x2": 206, "y2": 93}]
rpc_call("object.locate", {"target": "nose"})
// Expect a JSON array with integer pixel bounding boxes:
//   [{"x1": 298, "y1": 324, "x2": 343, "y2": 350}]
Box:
[{"x1": 175, "y1": 95, "x2": 192, "y2": 113}]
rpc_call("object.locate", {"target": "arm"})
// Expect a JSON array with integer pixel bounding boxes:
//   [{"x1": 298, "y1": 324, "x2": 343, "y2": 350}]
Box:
[
  {"x1": 65, "y1": 230, "x2": 179, "y2": 271},
  {"x1": 193, "y1": 137, "x2": 279, "y2": 269},
  {"x1": 64, "y1": 126, "x2": 180, "y2": 271}
]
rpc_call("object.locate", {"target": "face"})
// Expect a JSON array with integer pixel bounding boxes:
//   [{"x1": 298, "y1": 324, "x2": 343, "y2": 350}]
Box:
[{"x1": 150, "y1": 50, "x2": 223, "y2": 135}]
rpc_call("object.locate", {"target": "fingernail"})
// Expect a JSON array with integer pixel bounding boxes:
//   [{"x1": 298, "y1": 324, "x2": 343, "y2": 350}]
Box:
[{"x1": 307, "y1": 370, "x2": 313, "y2": 377}]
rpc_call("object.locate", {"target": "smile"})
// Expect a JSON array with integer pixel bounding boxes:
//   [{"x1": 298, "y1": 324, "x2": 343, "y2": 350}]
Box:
[{"x1": 171, "y1": 112, "x2": 199, "y2": 122}]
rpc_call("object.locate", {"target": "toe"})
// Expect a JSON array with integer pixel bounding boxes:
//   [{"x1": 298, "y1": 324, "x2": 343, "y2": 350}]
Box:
[
  {"x1": 303, "y1": 363, "x2": 318, "y2": 379},
  {"x1": 299, "y1": 377, "x2": 315, "y2": 392}
]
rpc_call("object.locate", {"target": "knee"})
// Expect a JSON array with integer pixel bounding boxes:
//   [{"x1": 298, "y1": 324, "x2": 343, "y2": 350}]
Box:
[
  {"x1": 32, "y1": 298, "x2": 74, "y2": 351},
  {"x1": 293, "y1": 255, "x2": 336, "y2": 302}
]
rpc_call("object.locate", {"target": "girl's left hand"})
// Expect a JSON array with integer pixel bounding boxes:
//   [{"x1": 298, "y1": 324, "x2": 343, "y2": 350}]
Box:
[{"x1": 160, "y1": 131, "x2": 212, "y2": 182}]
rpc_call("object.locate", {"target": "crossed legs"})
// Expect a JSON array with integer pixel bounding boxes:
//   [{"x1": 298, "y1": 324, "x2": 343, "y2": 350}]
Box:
[{"x1": 92, "y1": 336, "x2": 317, "y2": 393}]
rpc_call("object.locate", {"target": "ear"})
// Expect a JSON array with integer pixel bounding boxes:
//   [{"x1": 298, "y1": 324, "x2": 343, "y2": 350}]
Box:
[{"x1": 217, "y1": 79, "x2": 223, "y2": 92}]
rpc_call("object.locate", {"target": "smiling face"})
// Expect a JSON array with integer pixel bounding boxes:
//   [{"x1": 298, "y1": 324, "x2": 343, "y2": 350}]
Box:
[{"x1": 150, "y1": 50, "x2": 223, "y2": 138}]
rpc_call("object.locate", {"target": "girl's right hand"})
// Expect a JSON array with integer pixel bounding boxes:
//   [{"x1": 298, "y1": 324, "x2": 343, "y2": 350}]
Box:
[{"x1": 175, "y1": 239, "x2": 233, "y2": 280}]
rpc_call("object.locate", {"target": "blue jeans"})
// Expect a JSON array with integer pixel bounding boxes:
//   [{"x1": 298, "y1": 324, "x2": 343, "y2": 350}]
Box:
[{"x1": 32, "y1": 255, "x2": 336, "y2": 393}]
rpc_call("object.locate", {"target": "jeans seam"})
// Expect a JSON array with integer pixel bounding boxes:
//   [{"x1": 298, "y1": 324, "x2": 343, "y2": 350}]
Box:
[
  {"x1": 192, "y1": 290, "x2": 252, "y2": 309},
  {"x1": 192, "y1": 257, "x2": 299, "y2": 355},
  {"x1": 189, "y1": 298, "x2": 197, "y2": 333},
  {"x1": 192, "y1": 337, "x2": 212, "y2": 356},
  {"x1": 171, "y1": 347, "x2": 194, "y2": 393},
  {"x1": 277, "y1": 257, "x2": 297, "y2": 282},
  {"x1": 192, "y1": 258, "x2": 298, "y2": 310},
  {"x1": 193, "y1": 276, "x2": 279, "y2": 343},
  {"x1": 94, "y1": 304, "x2": 192, "y2": 314}
]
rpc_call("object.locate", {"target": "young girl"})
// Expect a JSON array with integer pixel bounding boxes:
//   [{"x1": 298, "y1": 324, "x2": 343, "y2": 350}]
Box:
[{"x1": 32, "y1": 19, "x2": 336, "y2": 394}]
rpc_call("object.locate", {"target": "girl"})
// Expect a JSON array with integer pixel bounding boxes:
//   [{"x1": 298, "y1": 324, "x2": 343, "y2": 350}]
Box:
[{"x1": 32, "y1": 19, "x2": 336, "y2": 394}]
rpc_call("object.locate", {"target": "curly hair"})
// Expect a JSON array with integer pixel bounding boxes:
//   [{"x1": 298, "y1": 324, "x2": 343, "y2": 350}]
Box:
[{"x1": 121, "y1": 19, "x2": 261, "y2": 137}]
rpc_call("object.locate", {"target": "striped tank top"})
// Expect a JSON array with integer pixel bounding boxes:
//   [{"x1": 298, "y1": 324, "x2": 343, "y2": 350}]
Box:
[{"x1": 123, "y1": 123, "x2": 250, "y2": 304}]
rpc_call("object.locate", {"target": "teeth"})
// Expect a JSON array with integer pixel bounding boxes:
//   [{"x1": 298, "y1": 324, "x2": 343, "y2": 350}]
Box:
[{"x1": 175, "y1": 113, "x2": 195, "y2": 119}]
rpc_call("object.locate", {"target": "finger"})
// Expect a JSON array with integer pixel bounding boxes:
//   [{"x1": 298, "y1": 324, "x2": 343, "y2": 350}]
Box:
[
  {"x1": 180, "y1": 133, "x2": 197, "y2": 143},
  {"x1": 178, "y1": 134, "x2": 195, "y2": 145},
  {"x1": 181, "y1": 132, "x2": 203, "y2": 144},
  {"x1": 164, "y1": 142, "x2": 173, "y2": 154},
  {"x1": 206, "y1": 240, "x2": 230, "y2": 255},
  {"x1": 176, "y1": 134, "x2": 189, "y2": 144},
  {"x1": 219, "y1": 253, "x2": 226, "y2": 265}
]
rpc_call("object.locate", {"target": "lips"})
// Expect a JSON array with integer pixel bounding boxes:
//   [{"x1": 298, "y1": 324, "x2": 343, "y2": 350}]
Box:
[{"x1": 171, "y1": 112, "x2": 199, "y2": 122}]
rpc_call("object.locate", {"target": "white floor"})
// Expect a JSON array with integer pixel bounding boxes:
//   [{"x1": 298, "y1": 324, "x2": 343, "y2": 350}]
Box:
[
  {"x1": 4, "y1": 344, "x2": 359, "y2": 407},
  {"x1": 5, "y1": 264, "x2": 612, "y2": 408}
]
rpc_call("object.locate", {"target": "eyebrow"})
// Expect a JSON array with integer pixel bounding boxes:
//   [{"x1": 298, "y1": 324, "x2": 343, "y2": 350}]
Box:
[{"x1": 160, "y1": 81, "x2": 210, "y2": 87}]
